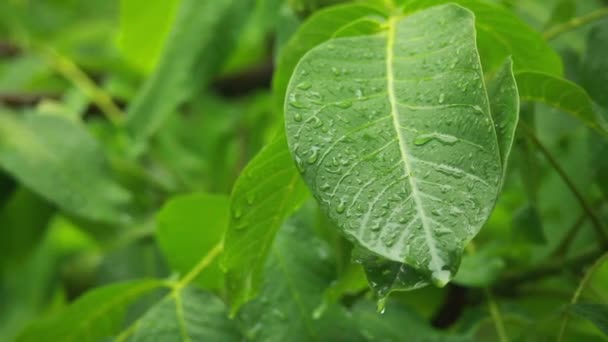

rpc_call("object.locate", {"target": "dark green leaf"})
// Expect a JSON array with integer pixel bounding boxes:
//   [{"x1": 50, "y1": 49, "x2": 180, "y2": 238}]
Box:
[
  {"x1": 222, "y1": 133, "x2": 310, "y2": 312},
  {"x1": 569, "y1": 303, "x2": 608, "y2": 336},
  {"x1": 515, "y1": 71, "x2": 608, "y2": 136}
]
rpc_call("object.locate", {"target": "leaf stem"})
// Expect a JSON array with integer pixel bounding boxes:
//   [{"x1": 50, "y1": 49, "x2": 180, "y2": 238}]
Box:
[
  {"x1": 519, "y1": 122, "x2": 608, "y2": 248},
  {"x1": 41, "y1": 47, "x2": 124, "y2": 125},
  {"x1": 484, "y1": 288, "x2": 509, "y2": 342},
  {"x1": 543, "y1": 7, "x2": 608, "y2": 40},
  {"x1": 551, "y1": 200, "x2": 606, "y2": 258},
  {"x1": 557, "y1": 252, "x2": 608, "y2": 341},
  {"x1": 115, "y1": 242, "x2": 224, "y2": 341}
]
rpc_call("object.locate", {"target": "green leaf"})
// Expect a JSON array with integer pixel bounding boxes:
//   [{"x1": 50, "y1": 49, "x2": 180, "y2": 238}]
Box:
[
  {"x1": 512, "y1": 204, "x2": 546, "y2": 244},
  {"x1": 125, "y1": 0, "x2": 255, "y2": 144},
  {"x1": 569, "y1": 303, "x2": 608, "y2": 336},
  {"x1": 398, "y1": 0, "x2": 563, "y2": 75},
  {"x1": 156, "y1": 193, "x2": 229, "y2": 291},
  {"x1": 128, "y1": 287, "x2": 242, "y2": 342},
  {"x1": 285, "y1": 4, "x2": 514, "y2": 286},
  {"x1": 581, "y1": 20, "x2": 608, "y2": 109},
  {"x1": 18, "y1": 280, "x2": 163, "y2": 342},
  {"x1": 487, "y1": 57, "x2": 519, "y2": 177},
  {"x1": 0, "y1": 111, "x2": 131, "y2": 223},
  {"x1": 222, "y1": 133, "x2": 310, "y2": 312},
  {"x1": 273, "y1": 2, "x2": 385, "y2": 109},
  {"x1": 238, "y1": 219, "x2": 340, "y2": 341},
  {"x1": 0, "y1": 188, "x2": 54, "y2": 268},
  {"x1": 515, "y1": 71, "x2": 608, "y2": 136},
  {"x1": 117, "y1": 0, "x2": 181, "y2": 74}
]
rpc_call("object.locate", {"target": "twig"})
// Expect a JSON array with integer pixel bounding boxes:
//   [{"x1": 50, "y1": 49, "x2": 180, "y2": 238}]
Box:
[
  {"x1": 519, "y1": 122, "x2": 608, "y2": 248},
  {"x1": 557, "y1": 252, "x2": 608, "y2": 341},
  {"x1": 544, "y1": 7, "x2": 608, "y2": 40},
  {"x1": 40, "y1": 47, "x2": 124, "y2": 126}
]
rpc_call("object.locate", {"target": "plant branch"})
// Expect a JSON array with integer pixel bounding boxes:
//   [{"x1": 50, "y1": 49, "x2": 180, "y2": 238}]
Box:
[
  {"x1": 485, "y1": 288, "x2": 509, "y2": 342},
  {"x1": 551, "y1": 200, "x2": 606, "y2": 258},
  {"x1": 501, "y1": 247, "x2": 603, "y2": 285},
  {"x1": 557, "y1": 252, "x2": 608, "y2": 341},
  {"x1": 519, "y1": 122, "x2": 608, "y2": 248},
  {"x1": 41, "y1": 47, "x2": 124, "y2": 126},
  {"x1": 115, "y1": 242, "x2": 224, "y2": 341},
  {"x1": 543, "y1": 7, "x2": 608, "y2": 40}
]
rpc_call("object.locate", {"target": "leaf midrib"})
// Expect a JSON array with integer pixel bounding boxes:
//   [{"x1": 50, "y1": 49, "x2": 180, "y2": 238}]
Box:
[{"x1": 385, "y1": 17, "x2": 443, "y2": 275}]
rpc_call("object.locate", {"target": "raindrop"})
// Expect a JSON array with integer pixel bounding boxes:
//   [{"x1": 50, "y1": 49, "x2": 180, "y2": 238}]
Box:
[
  {"x1": 438, "y1": 93, "x2": 445, "y2": 104},
  {"x1": 293, "y1": 113, "x2": 303, "y2": 122},
  {"x1": 414, "y1": 133, "x2": 458, "y2": 146},
  {"x1": 297, "y1": 81, "x2": 312, "y2": 90},
  {"x1": 335, "y1": 101, "x2": 352, "y2": 109},
  {"x1": 336, "y1": 199, "x2": 346, "y2": 214}
]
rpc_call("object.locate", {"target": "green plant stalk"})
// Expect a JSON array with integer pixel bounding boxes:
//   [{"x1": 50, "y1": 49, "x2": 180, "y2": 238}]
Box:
[
  {"x1": 484, "y1": 288, "x2": 509, "y2": 342},
  {"x1": 544, "y1": 7, "x2": 608, "y2": 40},
  {"x1": 557, "y1": 252, "x2": 608, "y2": 341},
  {"x1": 519, "y1": 122, "x2": 608, "y2": 248},
  {"x1": 115, "y1": 242, "x2": 224, "y2": 341},
  {"x1": 42, "y1": 47, "x2": 124, "y2": 125}
]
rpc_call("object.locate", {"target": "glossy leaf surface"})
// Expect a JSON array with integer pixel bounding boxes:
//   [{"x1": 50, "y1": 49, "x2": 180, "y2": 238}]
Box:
[{"x1": 285, "y1": 4, "x2": 515, "y2": 285}]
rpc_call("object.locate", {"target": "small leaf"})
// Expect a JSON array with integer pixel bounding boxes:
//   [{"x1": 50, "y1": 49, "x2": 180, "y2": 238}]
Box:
[
  {"x1": 569, "y1": 303, "x2": 608, "y2": 336},
  {"x1": 128, "y1": 287, "x2": 242, "y2": 342},
  {"x1": 18, "y1": 280, "x2": 163, "y2": 342},
  {"x1": 156, "y1": 193, "x2": 229, "y2": 290},
  {"x1": 0, "y1": 111, "x2": 130, "y2": 223},
  {"x1": 222, "y1": 133, "x2": 310, "y2": 312},
  {"x1": 125, "y1": 0, "x2": 255, "y2": 143},
  {"x1": 515, "y1": 71, "x2": 608, "y2": 136},
  {"x1": 285, "y1": 4, "x2": 515, "y2": 286},
  {"x1": 453, "y1": 247, "x2": 505, "y2": 287}
]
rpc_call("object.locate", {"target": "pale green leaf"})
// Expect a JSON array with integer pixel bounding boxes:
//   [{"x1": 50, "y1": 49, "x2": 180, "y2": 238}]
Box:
[
  {"x1": 117, "y1": 0, "x2": 181, "y2": 74},
  {"x1": 222, "y1": 133, "x2": 310, "y2": 312},
  {"x1": 18, "y1": 280, "x2": 163, "y2": 342},
  {"x1": 515, "y1": 71, "x2": 608, "y2": 136},
  {"x1": 399, "y1": 0, "x2": 563, "y2": 75},
  {"x1": 128, "y1": 287, "x2": 241, "y2": 342},
  {"x1": 0, "y1": 111, "x2": 131, "y2": 224},
  {"x1": 156, "y1": 193, "x2": 229, "y2": 291},
  {"x1": 285, "y1": 4, "x2": 513, "y2": 286},
  {"x1": 569, "y1": 303, "x2": 608, "y2": 336},
  {"x1": 125, "y1": 0, "x2": 255, "y2": 144}
]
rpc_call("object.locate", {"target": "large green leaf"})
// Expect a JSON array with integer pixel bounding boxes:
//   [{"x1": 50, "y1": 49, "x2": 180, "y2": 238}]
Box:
[
  {"x1": 18, "y1": 280, "x2": 163, "y2": 342},
  {"x1": 222, "y1": 133, "x2": 310, "y2": 312},
  {"x1": 273, "y1": 2, "x2": 386, "y2": 109},
  {"x1": 125, "y1": 0, "x2": 254, "y2": 144},
  {"x1": 0, "y1": 111, "x2": 131, "y2": 223},
  {"x1": 399, "y1": 0, "x2": 563, "y2": 75},
  {"x1": 515, "y1": 71, "x2": 608, "y2": 136},
  {"x1": 156, "y1": 193, "x2": 229, "y2": 291},
  {"x1": 285, "y1": 4, "x2": 516, "y2": 285},
  {"x1": 128, "y1": 287, "x2": 242, "y2": 342}
]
